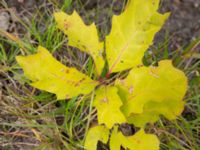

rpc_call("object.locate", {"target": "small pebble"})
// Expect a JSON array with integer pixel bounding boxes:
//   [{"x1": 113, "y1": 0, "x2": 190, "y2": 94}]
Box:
[{"x1": 0, "y1": 11, "x2": 10, "y2": 31}]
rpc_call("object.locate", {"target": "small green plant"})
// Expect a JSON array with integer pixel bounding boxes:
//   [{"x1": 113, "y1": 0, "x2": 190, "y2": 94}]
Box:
[{"x1": 16, "y1": 0, "x2": 188, "y2": 149}]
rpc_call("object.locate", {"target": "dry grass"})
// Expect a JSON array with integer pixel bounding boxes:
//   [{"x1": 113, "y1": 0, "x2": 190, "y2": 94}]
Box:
[{"x1": 0, "y1": 0, "x2": 199, "y2": 149}]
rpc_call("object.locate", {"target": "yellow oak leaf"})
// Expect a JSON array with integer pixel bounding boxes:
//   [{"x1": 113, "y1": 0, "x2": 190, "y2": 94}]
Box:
[
  {"x1": 93, "y1": 86, "x2": 126, "y2": 129},
  {"x1": 84, "y1": 125, "x2": 109, "y2": 150},
  {"x1": 16, "y1": 46, "x2": 98, "y2": 99},
  {"x1": 106, "y1": 0, "x2": 170, "y2": 73},
  {"x1": 116, "y1": 60, "x2": 187, "y2": 127},
  {"x1": 127, "y1": 100, "x2": 185, "y2": 127},
  {"x1": 54, "y1": 11, "x2": 104, "y2": 75},
  {"x1": 110, "y1": 126, "x2": 159, "y2": 150}
]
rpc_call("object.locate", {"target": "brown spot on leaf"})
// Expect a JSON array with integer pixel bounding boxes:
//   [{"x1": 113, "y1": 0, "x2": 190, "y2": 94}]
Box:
[
  {"x1": 80, "y1": 77, "x2": 86, "y2": 82},
  {"x1": 101, "y1": 98, "x2": 108, "y2": 103},
  {"x1": 129, "y1": 86, "x2": 134, "y2": 94},
  {"x1": 65, "y1": 69, "x2": 70, "y2": 73},
  {"x1": 136, "y1": 139, "x2": 141, "y2": 144},
  {"x1": 136, "y1": 64, "x2": 143, "y2": 68},
  {"x1": 74, "y1": 78, "x2": 86, "y2": 87},
  {"x1": 74, "y1": 82, "x2": 80, "y2": 87},
  {"x1": 64, "y1": 20, "x2": 71, "y2": 30}
]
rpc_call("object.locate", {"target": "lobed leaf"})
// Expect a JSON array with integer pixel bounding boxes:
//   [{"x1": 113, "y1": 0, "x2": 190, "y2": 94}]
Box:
[
  {"x1": 127, "y1": 100, "x2": 185, "y2": 127},
  {"x1": 16, "y1": 46, "x2": 98, "y2": 99},
  {"x1": 54, "y1": 11, "x2": 104, "y2": 75},
  {"x1": 106, "y1": 0, "x2": 170, "y2": 73},
  {"x1": 116, "y1": 60, "x2": 187, "y2": 127},
  {"x1": 110, "y1": 126, "x2": 159, "y2": 150},
  {"x1": 84, "y1": 125, "x2": 109, "y2": 150},
  {"x1": 93, "y1": 86, "x2": 126, "y2": 128}
]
